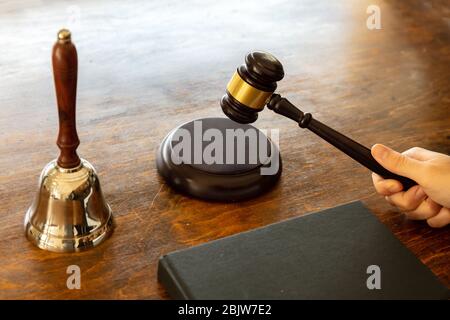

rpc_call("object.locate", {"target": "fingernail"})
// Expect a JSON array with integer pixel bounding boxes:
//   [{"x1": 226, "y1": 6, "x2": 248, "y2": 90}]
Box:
[
  {"x1": 372, "y1": 144, "x2": 389, "y2": 161},
  {"x1": 388, "y1": 183, "x2": 401, "y2": 193},
  {"x1": 414, "y1": 187, "x2": 426, "y2": 200},
  {"x1": 385, "y1": 196, "x2": 394, "y2": 206}
]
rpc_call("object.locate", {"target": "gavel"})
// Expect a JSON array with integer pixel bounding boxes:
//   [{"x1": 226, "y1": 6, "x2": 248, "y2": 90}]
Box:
[{"x1": 221, "y1": 51, "x2": 416, "y2": 190}]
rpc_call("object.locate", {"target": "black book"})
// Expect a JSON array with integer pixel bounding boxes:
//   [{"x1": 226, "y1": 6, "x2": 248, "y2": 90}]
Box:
[{"x1": 158, "y1": 201, "x2": 449, "y2": 299}]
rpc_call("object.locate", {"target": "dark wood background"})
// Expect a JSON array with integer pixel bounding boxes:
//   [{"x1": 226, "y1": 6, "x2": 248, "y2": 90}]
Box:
[{"x1": 0, "y1": 0, "x2": 449, "y2": 299}]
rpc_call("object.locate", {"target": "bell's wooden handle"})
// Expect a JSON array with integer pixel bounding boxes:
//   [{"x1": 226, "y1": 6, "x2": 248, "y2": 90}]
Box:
[{"x1": 52, "y1": 29, "x2": 80, "y2": 168}]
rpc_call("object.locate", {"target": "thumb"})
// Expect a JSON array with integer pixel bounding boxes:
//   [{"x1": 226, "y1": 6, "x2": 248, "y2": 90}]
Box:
[{"x1": 371, "y1": 144, "x2": 425, "y2": 181}]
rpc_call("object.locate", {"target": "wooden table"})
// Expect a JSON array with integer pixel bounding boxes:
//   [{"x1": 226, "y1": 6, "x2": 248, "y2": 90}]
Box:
[{"x1": 0, "y1": 0, "x2": 449, "y2": 299}]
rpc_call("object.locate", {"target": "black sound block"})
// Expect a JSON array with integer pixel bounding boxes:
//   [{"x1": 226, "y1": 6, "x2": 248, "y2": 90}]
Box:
[{"x1": 156, "y1": 117, "x2": 281, "y2": 201}]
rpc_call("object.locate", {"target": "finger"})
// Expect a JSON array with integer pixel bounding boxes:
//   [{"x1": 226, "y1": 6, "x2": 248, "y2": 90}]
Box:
[
  {"x1": 402, "y1": 147, "x2": 442, "y2": 161},
  {"x1": 372, "y1": 173, "x2": 403, "y2": 196},
  {"x1": 371, "y1": 144, "x2": 425, "y2": 181},
  {"x1": 427, "y1": 207, "x2": 450, "y2": 228},
  {"x1": 385, "y1": 195, "x2": 395, "y2": 206},
  {"x1": 404, "y1": 197, "x2": 442, "y2": 220},
  {"x1": 385, "y1": 185, "x2": 427, "y2": 211}
]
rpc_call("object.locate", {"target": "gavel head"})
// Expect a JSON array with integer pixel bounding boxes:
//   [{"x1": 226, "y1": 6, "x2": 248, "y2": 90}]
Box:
[{"x1": 221, "y1": 51, "x2": 284, "y2": 123}]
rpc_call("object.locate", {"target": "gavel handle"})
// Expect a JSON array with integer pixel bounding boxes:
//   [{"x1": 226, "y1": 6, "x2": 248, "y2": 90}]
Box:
[{"x1": 267, "y1": 94, "x2": 416, "y2": 190}]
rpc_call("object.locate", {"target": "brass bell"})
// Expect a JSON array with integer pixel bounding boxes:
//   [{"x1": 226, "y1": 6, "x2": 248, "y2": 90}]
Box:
[{"x1": 24, "y1": 29, "x2": 114, "y2": 252}]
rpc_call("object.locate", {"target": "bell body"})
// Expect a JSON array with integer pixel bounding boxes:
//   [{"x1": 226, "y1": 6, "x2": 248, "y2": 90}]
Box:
[{"x1": 24, "y1": 159, "x2": 113, "y2": 252}]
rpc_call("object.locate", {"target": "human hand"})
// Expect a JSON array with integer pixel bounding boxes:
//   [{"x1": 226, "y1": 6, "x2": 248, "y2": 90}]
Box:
[{"x1": 371, "y1": 144, "x2": 450, "y2": 228}]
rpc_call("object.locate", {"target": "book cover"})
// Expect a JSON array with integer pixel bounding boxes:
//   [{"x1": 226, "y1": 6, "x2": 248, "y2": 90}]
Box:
[{"x1": 158, "y1": 201, "x2": 449, "y2": 299}]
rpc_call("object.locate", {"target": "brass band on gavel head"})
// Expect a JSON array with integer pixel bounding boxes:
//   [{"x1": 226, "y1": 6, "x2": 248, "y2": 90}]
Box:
[
  {"x1": 226, "y1": 71, "x2": 273, "y2": 111},
  {"x1": 221, "y1": 52, "x2": 285, "y2": 124}
]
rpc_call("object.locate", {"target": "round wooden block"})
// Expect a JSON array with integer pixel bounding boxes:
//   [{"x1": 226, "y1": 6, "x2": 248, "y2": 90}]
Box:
[{"x1": 156, "y1": 117, "x2": 282, "y2": 201}]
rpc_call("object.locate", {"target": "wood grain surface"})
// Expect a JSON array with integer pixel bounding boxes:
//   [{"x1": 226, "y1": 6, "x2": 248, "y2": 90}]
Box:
[{"x1": 0, "y1": 0, "x2": 449, "y2": 299}]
